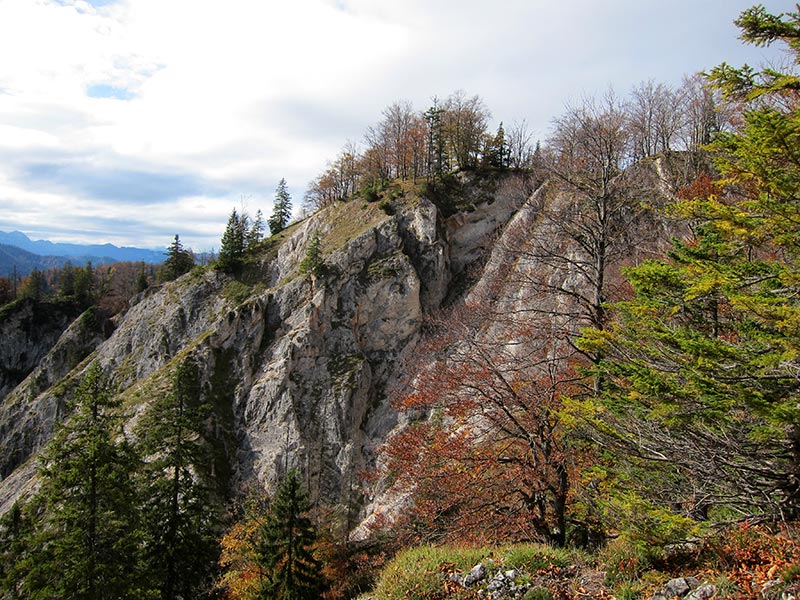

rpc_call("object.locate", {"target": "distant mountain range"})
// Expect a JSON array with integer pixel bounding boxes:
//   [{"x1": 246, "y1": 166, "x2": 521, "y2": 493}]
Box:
[{"x1": 0, "y1": 231, "x2": 165, "y2": 278}]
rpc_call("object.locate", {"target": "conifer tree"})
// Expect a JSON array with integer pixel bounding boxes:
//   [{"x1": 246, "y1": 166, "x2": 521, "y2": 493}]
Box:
[
  {"x1": 18, "y1": 269, "x2": 45, "y2": 302},
  {"x1": 484, "y1": 121, "x2": 508, "y2": 168},
  {"x1": 21, "y1": 362, "x2": 148, "y2": 598},
  {"x1": 73, "y1": 261, "x2": 95, "y2": 305},
  {"x1": 0, "y1": 501, "x2": 31, "y2": 598},
  {"x1": 136, "y1": 263, "x2": 149, "y2": 294},
  {"x1": 579, "y1": 4, "x2": 800, "y2": 523},
  {"x1": 137, "y1": 356, "x2": 220, "y2": 600},
  {"x1": 217, "y1": 208, "x2": 246, "y2": 272},
  {"x1": 254, "y1": 470, "x2": 324, "y2": 600},
  {"x1": 59, "y1": 261, "x2": 76, "y2": 298},
  {"x1": 269, "y1": 179, "x2": 293, "y2": 236},
  {"x1": 161, "y1": 234, "x2": 195, "y2": 282},
  {"x1": 248, "y1": 209, "x2": 266, "y2": 248},
  {"x1": 299, "y1": 231, "x2": 324, "y2": 278},
  {"x1": 424, "y1": 100, "x2": 447, "y2": 183}
]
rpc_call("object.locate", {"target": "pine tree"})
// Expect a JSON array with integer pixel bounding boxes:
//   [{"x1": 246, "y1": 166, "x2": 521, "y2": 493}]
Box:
[
  {"x1": 21, "y1": 362, "x2": 149, "y2": 598},
  {"x1": 73, "y1": 261, "x2": 95, "y2": 305},
  {"x1": 484, "y1": 121, "x2": 508, "y2": 168},
  {"x1": 248, "y1": 209, "x2": 266, "y2": 248},
  {"x1": 59, "y1": 261, "x2": 76, "y2": 298},
  {"x1": 137, "y1": 356, "x2": 220, "y2": 600},
  {"x1": 424, "y1": 100, "x2": 448, "y2": 183},
  {"x1": 254, "y1": 470, "x2": 325, "y2": 600},
  {"x1": 161, "y1": 234, "x2": 195, "y2": 282},
  {"x1": 217, "y1": 208, "x2": 246, "y2": 272},
  {"x1": 299, "y1": 231, "x2": 324, "y2": 278},
  {"x1": 18, "y1": 269, "x2": 45, "y2": 302},
  {"x1": 136, "y1": 262, "x2": 149, "y2": 294},
  {"x1": 0, "y1": 501, "x2": 31, "y2": 598},
  {"x1": 269, "y1": 179, "x2": 293, "y2": 236}
]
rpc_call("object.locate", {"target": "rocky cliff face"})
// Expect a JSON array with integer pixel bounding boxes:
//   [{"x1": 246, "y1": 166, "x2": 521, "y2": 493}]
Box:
[
  {"x1": 0, "y1": 299, "x2": 88, "y2": 404},
  {"x1": 0, "y1": 174, "x2": 532, "y2": 517}
]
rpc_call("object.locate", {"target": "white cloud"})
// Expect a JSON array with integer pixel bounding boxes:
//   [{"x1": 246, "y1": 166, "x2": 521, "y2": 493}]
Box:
[{"x1": 0, "y1": 0, "x2": 791, "y2": 250}]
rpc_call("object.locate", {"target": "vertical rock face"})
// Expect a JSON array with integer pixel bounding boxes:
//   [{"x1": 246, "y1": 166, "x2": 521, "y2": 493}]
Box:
[
  {"x1": 0, "y1": 180, "x2": 524, "y2": 517},
  {"x1": 0, "y1": 299, "x2": 86, "y2": 404}
]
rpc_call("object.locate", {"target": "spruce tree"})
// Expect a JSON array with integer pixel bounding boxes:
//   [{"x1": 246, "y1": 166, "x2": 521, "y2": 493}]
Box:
[
  {"x1": 269, "y1": 178, "x2": 293, "y2": 236},
  {"x1": 18, "y1": 269, "x2": 44, "y2": 302},
  {"x1": 161, "y1": 234, "x2": 195, "y2": 282},
  {"x1": 299, "y1": 231, "x2": 324, "y2": 278},
  {"x1": 217, "y1": 208, "x2": 246, "y2": 272},
  {"x1": 255, "y1": 470, "x2": 324, "y2": 600},
  {"x1": 73, "y1": 261, "x2": 95, "y2": 306},
  {"x1": 424, "y1": 100, "x2": 448, "y2": 183},
  {"x1": 136, "y1": 263, "x2": 149, "y2": 293},
  {"x1": 137, "y1": 356, "x2": 220, "y2": 600},
  {"x1": 59, "y1": 261, "x2": 76, "y2": 298},
  {"x1": 248, "y1": 209, "x2": 266, "y2": 248},
  {"x1": 21, "y1": 362, "x2": 148, "y2": 599},
  {"x1": 0, "y1": 501, "x2": 31, "y2": 598}
]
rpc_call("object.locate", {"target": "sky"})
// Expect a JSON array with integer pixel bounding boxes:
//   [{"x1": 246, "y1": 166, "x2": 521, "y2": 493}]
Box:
[{"x1": 0, "y1": 0, "x2": 794, "y2": 252}]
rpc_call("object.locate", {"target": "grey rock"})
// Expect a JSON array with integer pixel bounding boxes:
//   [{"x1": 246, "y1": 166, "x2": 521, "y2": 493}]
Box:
[
  {"x1": 464, "y1": 563, "x2": 487, "y2": 587},
  {"x1": 685, "y1": 583, "x2": 716, "y2": 600},
  {"x1": 448, "y1": 572, "x2": 464, "y2": 587},
  {"x1": 0, "y1": 166, "x2": 685, "y2": 532},
  {"x1": 649, "y1": 577, "x2": 701, "y2": 600}
]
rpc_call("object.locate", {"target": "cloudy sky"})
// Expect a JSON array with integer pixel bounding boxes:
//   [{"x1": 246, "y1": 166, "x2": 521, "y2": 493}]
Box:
[{"x1": 0, "y1": 0, "x2": 792, "y2": 251}]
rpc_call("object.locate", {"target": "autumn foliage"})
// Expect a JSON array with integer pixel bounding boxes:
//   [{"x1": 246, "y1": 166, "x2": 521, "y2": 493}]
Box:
[{"x1": 380, "y1": 293, "x2": 588, "y2": 547}]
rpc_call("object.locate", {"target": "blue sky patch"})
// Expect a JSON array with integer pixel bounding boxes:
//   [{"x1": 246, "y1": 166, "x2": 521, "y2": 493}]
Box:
[{"x1": 86, "y1": 84, "x2": 135, "y2": 101}]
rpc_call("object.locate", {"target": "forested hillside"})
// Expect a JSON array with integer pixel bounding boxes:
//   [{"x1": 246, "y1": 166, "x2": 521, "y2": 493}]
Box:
[{"x1": 1, "y1": 5, "x2": 799, "y2": 600}]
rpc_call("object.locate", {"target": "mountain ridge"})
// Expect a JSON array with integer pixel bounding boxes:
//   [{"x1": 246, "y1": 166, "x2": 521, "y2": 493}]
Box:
[{"x1": 0, "y1": 230, "x2": 166, "y2": 276}]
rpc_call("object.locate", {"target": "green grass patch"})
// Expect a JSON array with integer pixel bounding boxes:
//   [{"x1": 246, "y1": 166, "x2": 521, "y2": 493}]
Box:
[
  {"x1": 222, "y1": 280, "x2": 252, "y2": 306},
  {"x1": 502, "y1": 543, "x2": 575, "y2": 572},
  {"x1": 321, "y1": 200, "x2": 390, "y2": 256},
  {"x1": 366, "y1": 253, "x2": 403, "y2": 281},
  {"x1": 370, "y1": 543, "x2": 585, "y2": 600},
  {"x1": 371, "y1": 545, "x2": 489, "y2": 600}
]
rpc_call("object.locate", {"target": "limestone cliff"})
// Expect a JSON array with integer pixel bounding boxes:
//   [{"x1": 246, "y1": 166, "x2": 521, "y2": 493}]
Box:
[{"x1": 0, "y1": 173, "x2": 531, "y2": 517}]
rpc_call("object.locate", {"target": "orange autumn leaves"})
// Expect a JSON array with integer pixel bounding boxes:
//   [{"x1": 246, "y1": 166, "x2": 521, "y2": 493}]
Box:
[{"x1": 380, "y1": 302, "x2": 585, "y2": 547}]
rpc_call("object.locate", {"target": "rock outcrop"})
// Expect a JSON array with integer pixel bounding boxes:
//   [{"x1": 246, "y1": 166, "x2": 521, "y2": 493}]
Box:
[
  {"x1": 0, "y1": 162, "x2": 685, "y2": 526},
  {"x1": 0, "y1": 176, "x2": 529, "y2": 517}
]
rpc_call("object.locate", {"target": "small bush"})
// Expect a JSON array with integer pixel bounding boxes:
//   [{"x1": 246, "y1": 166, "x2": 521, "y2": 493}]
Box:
[{"x1": 222, "y1": 280, "x2": 251, "y2": 305}]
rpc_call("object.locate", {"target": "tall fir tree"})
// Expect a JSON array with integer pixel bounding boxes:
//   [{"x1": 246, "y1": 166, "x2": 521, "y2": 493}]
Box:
[
  {"x1": 161, "y1": 234, "x2": 195, "y2": 282},
  {"x1": 136, "y1": 356, "x2": 220, "y2": 600},
  {"x1": 136, "y1": 262, "x2": 149, "y2": 294},
  {"x1": 59, "y1": 261, "x2": 76, "y2": 298},
  {"x1": 248, "y1": 209, "x2": 266, "y2": 248},
  {"x1": 217, "y1": 208, "x2": 247, "y2": 272},
  {"x1": 254, "y1": 470, "x2": 324, "y2": 600},
  {"x1": 0, "y1": 501, "x2": 31, "y2": 598},
  {"x1": 20, "y1": 362, "x2": 149, "y2": 599},
  {"x1": 424, "y1": 100, "x2": 448, "y2": 183},
  {"x1": 269, "y1": 179, "x2": 293, "y2": 236}
]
